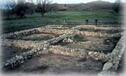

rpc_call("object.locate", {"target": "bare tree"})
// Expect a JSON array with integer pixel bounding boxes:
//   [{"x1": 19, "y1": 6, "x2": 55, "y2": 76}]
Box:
[{"x1": 36, "y1": 0, "x2": 52, "y2": 16}]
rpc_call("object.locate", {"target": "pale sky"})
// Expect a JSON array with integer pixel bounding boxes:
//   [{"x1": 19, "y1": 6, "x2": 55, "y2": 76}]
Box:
[
  {"x1": 0, "y1": 0, "x2": 125, "y2": 5},
  {"x1": 52, "y1": 0, "x2": 117, "y2": 4}
]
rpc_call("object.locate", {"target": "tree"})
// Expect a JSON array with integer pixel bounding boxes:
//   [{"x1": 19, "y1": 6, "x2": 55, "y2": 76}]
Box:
[
  {"x1": 25, "y1": 2, "x2": 35, "y2": 15},
  {"x1": 113, "y1": 0, "x2": 121, "y2": 13},
  {"x1": 13, "y1": 2, "x2": 28, "y2": 18},
  {"x1": 36, "y1": 0, "x2": 52, "y2": 16}
]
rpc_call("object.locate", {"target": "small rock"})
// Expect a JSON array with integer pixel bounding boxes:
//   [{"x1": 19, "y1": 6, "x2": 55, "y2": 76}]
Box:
[{"x1": 103, "y1": 62, "x2": 113, "y2": 71}]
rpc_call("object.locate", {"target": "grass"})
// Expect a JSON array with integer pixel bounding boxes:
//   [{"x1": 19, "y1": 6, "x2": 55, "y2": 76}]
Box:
[
  {"x1": 46, "y1": 11, "x2": 117, "y2": 19},
  {"x1": 73, "y1": 34, "x2": 87, "y2": 42},
  {"x1": 2, "y1": 11, "x2": 121, "y2": 33}
]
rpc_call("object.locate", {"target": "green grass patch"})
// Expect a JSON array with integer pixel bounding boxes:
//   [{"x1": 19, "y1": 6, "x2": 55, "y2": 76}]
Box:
[
  {"x1": 2, "y1": 11, "x2": 120, "y2": 33},
  {"x1": 73, "y1": 35, "x2": 87, "y2": 42}
]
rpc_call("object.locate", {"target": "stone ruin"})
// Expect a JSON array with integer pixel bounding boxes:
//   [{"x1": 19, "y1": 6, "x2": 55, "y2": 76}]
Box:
[{"x1": 1, "y1": 25, "x2": 125, "y2": 75}]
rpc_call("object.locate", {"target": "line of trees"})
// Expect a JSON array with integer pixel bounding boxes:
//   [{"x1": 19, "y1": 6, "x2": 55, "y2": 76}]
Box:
[
  {"x1": 3, "y1": 0, "x2": 55, "y2": 18},
  {"x1": 2, "y1": 0, "x2": 121, "y2": 19}
]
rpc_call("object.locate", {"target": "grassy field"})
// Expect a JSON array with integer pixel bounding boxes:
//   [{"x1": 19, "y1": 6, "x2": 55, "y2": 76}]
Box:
[{"x1": 2, "y1": 11, "x2": 121, "y2": 33}]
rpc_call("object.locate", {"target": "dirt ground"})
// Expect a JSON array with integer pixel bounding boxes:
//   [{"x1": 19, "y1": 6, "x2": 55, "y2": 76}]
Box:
[{"x1": 1, "y1": 25, "x2": 123, "y2": 74}]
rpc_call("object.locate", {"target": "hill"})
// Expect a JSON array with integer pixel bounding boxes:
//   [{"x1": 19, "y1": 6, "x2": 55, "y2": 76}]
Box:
[{"x1": 55, "y1": 1, "x2": 115, "y2": 11}]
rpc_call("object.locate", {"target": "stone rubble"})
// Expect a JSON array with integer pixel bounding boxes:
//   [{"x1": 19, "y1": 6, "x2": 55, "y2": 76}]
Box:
[
  {"x1": 98, "y1": 36, "x2": 125, "y2": 75},
  {"x1": 1, "y1": 25, "x2": 122, "y2": 40},
  {"x1": 1, "y1": 25, "x2": 123, "y2": 73},
  {"x1": 2, "y1": 34, "x2": 74, "y2": 70},
  {"x1": 74, "y1": 25, "x2": 122, "y2": 32},
  {"x1": 49, "y1": 45, "x2": 108, "y2": 62}
]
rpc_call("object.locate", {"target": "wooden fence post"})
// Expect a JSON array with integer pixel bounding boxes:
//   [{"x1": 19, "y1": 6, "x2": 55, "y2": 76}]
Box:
[
  {"x1": 95, "y1": 19, "x2": 98, "y2": 25},
  {"x1": 85, "y1": 19, "x2": 88, "y2": 25}
]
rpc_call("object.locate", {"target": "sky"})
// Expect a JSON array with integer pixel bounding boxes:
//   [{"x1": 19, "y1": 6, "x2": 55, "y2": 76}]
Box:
[
  {"x1": 0, "y1": 0, "x2": 124, "y2": 4},
  {"x1": 52, "y1": 0, "x2": 117, "y2": 4}
]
